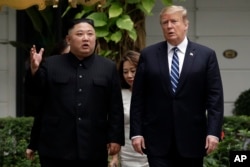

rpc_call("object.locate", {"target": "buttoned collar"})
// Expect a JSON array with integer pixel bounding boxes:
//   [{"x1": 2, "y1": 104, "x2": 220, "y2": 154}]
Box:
[{"x1": 67, "y1": 52, "x2": 95, "y2": 69}]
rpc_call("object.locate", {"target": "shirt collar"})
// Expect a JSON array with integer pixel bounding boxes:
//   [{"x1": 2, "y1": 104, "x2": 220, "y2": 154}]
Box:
[
  {"x1": 67, "y1": 52, "x2": 95, "y2": 69},
  {"x1": 167, "y1": 37, "x2": 188, "y2": 54}
]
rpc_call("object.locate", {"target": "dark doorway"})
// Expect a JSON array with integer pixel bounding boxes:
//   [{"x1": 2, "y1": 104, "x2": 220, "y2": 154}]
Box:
[{"x1": 16, "y1": 3, "x2": 68, "y2": 117}]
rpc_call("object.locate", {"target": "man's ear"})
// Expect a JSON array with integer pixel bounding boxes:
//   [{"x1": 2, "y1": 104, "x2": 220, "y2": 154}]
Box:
[{"x1": 65, "y1": 35, "x2": 70, "y2": 45}]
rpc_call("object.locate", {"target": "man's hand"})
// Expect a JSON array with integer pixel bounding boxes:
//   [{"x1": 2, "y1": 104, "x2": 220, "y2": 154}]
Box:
[
  {"x1": 205, "y1": 135, "x2": 219, "y2": 154},
  {"x1": 107, "y1": 143, "x2": 121, "y2": 155},
  {"x1": 108, "y1": 153, "x2": 119, "y2": 167},
  {"x1": 30, "y1": 45, "x2": 44, "y2": 75},
  {"x1": 26, "y1": 148, "x2": 35, "y2": 160},
  {"x1": 132, "y1": 136, "x2": 146, "y2": 155}
]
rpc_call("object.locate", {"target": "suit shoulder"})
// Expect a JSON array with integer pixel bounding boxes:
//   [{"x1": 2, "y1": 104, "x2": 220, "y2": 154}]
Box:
[
  {"x1": 141, "y1": 41, "x2": 167, "y2": 55},
  {"x1": 190, "y1": 42, "x2": 215, "y2": 52}
]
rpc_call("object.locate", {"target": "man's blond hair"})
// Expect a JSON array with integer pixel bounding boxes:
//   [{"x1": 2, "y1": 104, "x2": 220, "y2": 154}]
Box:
[{"x1": 160, "y1": 5, "x2": 189, "y2": 25}]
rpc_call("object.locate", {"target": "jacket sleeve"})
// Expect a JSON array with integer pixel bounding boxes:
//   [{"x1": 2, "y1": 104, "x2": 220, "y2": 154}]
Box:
[{"x1": 107, "y1": 64, "x2": 125, "y2": 145}]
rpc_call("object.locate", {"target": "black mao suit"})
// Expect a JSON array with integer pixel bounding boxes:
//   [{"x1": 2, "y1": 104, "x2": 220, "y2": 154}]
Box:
[
  {"x1": 130, "y1": 40, "x2": 224, "y2": 158},
  {"x1": 25, "y1": 52, "x2": 124, "y2": 161}
]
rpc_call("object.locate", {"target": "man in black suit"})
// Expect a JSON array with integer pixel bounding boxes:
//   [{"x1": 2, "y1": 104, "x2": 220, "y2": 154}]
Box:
[
  {"x1": 25, "y1": 18, "x2": 124, "y2": 167},
  {"x1": 130, "y1": 5, "x2": 224, "y2": 167}
]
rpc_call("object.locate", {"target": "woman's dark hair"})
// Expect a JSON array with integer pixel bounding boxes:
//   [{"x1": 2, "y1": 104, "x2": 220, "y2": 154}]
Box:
[{"x1": 118, "y1": 50, "x2": 140, "y2": 89}]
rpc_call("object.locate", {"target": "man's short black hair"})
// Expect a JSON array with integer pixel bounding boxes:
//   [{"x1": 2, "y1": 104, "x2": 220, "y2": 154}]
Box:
[{"x1": 67, "y1": 18, "x2": 95, "y2": 32}]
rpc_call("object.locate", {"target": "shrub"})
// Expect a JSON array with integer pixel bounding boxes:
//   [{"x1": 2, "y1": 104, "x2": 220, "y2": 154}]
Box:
[
  {"x1": 1, "y1": 116, "x2": 250, "y2": 167},
  {"x1": 0, "y1": 117, "x2": 39, "y2": 167},
  {"x1": 203, "y1": 116, "x2": 250, "y2": 167},
  {"x1": 233, "y1": 88, "x2": 250, "y2": 116}
]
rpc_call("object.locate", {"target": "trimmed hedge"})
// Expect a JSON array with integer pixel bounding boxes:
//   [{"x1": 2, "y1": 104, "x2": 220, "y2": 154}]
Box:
[
  {"x1": 233, "y1": 88, "x2": 250, "y2": 116},
  {"x1": 0, "y1": 117, "x2": 39, "y2": 167},
  {"x1": 0, "y1": 116, "x2": 250, "y2": 167}
]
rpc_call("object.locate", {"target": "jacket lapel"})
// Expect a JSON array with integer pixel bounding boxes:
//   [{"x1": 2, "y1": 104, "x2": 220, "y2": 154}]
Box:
[
  {"x1": 157, "y1": 42, "x2": 173, "y2": 94},
  {"x1": 175, "y1": 42, "x2": 196, "y2": 94}
]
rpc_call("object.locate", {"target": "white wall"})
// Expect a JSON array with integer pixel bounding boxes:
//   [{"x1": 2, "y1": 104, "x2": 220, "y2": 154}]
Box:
[
  {"x1": 0, "y1": 7, "x2": 16, "y2": 117},
  {"x1": 146, "y1": 0, "x2": 250, "y2": 116},
  {"x1": 195, "y1": 0, "x2": 250, "y2": 116}
]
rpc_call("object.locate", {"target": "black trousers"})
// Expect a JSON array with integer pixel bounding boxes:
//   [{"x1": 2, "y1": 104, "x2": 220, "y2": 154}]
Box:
[
  {"x1": 147, "y1": 140, "x2": 203, "y2": 167},
  {"x1": 39, "y1": 156, "x2": 108, "y2": 167},
  {"x1": 147, "y1": 155, "x2": 203, "y2": 167}
]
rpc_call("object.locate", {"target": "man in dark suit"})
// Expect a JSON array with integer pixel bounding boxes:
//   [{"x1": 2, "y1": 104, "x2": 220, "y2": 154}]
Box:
[
  {"x1": 130, "y1": 5, "x2": 224, "y2": 167},
  {"x1": 25, "y1": 18, "x2": 124, "y2": 167}
]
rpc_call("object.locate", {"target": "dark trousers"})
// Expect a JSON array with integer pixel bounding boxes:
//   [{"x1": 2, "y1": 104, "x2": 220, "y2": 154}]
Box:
[
  {"x1": 147, "y1": 141, "x2": 203, "y2": 167},
  {"x1": 39, "y1": 156, "x2": 108, "y2": 167},
  {"x1": 147, "y1": 155, "x2": 203, "y2": 167}
]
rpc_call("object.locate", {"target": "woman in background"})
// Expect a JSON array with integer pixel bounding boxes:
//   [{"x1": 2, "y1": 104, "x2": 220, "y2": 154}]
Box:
[{"x1": 109, "y1": 50, "x2": 149, "y2": 167}]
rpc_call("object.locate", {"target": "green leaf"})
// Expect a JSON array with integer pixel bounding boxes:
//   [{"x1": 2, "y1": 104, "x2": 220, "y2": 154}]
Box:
[
  {"x1": 116, "y1": 15, "x2": 134, "y2": 31},
  {"x1": 136, "y1": 4, "x2": 152, "y2": 15},
  {"x1": 109, "y1": 2, "x2": 123, "y2": 18},
  {"x1": 87, "y1": 12, "x2": 108, "y2": 27},
  {"x1": 104, "y1": 36, "x2": 111, "y2": 43},
  {"x1": 99, "y1": 49, "x2": 113, "y2": 57},
  {"x1": 161, "y1": 0, "x2": 173, "y2": 6},
  {"x1": 128, "y1": 28, "x2": 137, "y2": 41},
  {"x1": 110, "y1": 30, "x2": 122, "y2": 43},
  {"x1": 61, "y1": 6, "x2": 71, "y2": 18},
  {"x1": 74, "y1": 9, "x2": 87, "y2": 19},
  {"x1": 95, "y1": 27, "x2": 110, "y2": 38},
  {"x1": 141, "y1": 0, "x2": 155, "y2": 14}
]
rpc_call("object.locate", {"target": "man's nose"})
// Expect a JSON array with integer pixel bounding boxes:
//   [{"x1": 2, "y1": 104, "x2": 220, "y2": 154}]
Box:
[
  {"x1": 166, "y1": 22, "x2": 173, "y2": 27},
  {"x1": 82, "y1": 34, "x2": 89, "y2": 40}
]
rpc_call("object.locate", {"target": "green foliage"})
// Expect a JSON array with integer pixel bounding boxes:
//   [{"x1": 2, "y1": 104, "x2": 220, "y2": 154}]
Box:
[
  {"x1": 203, "y1": 116, "x2": 250, "y2": 167},
  {"x1": 61, "y1": 0, "x2": 174, "y2": 60},
  {"x1": 1, "y1": 116, "x2": 250, "y2": 166},
  {"x1": 25, "y1": 0, "x2": 174, "y2": 60},
  {"x1": 233, "y1": 88, "x2": 250, "y2": 116},
  {"x1": 0, "y1": 117, "x2": 40, "y2": 167},
  {"x1": 1, "y1": 0, "x2": 175, "y2": 60}
]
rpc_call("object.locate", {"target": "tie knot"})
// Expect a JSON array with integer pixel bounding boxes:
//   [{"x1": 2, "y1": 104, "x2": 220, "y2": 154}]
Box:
[{"x1": 173, "y1": 47, "x2": 178, "y2": 53}]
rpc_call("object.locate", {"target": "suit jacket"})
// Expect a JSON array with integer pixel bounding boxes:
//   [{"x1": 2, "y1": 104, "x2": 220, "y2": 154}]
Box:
[
  {"x1": 130, "y1": 40, "x2": 224, "y2": 158},
  {"x1": 25, "y1": 52, "x2": 124, "y2": 160}
]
